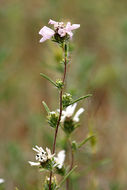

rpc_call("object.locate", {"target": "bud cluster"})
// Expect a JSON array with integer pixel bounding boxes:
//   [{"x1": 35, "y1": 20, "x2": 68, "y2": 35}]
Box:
[
  {"x1": 62, "y1": 93, "x2": 73, "y2": 108},
  {"x1": 47, "y1": 111, "x2": 59, "y2": 128}
]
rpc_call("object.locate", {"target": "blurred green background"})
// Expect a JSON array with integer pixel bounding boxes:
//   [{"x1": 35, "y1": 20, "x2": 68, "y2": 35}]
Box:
[{"x1": 0, "y1": 0, "x2": 127, "y2": 189}]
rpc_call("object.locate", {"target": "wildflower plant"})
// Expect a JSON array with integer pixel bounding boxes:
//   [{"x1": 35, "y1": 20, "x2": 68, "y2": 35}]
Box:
[{"x1": 29, "y1": 19, "x2": 94, "y2": 190}]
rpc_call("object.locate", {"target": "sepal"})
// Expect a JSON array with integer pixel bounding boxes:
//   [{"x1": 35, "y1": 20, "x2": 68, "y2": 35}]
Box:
[
  {"x1": 63, "y1": 119, "x2": 79, "y2": 135},
  {"x1": 56, "y1": 166, "x2": 66, "y2": 176}
]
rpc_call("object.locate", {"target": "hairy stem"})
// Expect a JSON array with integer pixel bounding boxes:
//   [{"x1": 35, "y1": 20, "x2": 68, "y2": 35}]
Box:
[{"x1": 49, "y1": 44, "x2": 67, "y2": 190}]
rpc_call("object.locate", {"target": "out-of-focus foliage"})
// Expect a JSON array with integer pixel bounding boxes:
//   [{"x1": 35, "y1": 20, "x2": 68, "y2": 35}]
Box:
[{"x1": 0, "y1": 0, "x2": 127, "y2": 189}]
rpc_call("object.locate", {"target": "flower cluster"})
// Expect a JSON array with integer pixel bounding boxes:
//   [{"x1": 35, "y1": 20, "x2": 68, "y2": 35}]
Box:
[
  {"x1": 29, "y1": 146, "x2": 65, "y2": 171},
  {"x1": 61, "y1": 103, "x2": 84, "y2": 123},
  {"x1": 60, "y1": 103, "x2": 85, "y2": 134},
  {"x1": 39, "y1": 19, "x2": 80, "y2": 43}
]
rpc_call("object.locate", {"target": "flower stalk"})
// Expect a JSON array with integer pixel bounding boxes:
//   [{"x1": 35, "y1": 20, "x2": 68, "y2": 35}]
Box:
[{"x1": 49, "y1": 43, "x2": 68, "y2": 190}]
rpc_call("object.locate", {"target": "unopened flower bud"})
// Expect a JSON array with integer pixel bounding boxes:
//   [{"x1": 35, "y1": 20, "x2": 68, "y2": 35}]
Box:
[
  {"x1": 71, "y1": 141, "x2": 78, "y2": 151},
  {"x1": 47, "y1": 111, "x2": 59, "y2": 128},
  {"x1": 62, "y1": 93, "x2": 73, "y2": 108},
  {"x1": 56, "y1": 79, "x2": 64, "y2": 89}
]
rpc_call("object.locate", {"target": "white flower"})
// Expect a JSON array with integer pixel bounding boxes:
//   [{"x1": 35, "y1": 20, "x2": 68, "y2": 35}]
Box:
[
  {"x1": 61, "y1": 103, "x2": 84, "y2": 122},
  {"x1": 28, "y1": 145, "x2": 54, "y2": 166},
  {"x1": 54, "y1": 150, "x2": 65, "y2": 169},
  {"x1": 0, "y1": 178, "x2": 5, "y2": 184},
  {"x1": 0, "y1": 178, "x2": 4, "y2": 184},
  {"x1": 46, "y1": 147, "x2": 54, "y2": 159},
  {"x1": 39, "y1": 26, "x2": 55, "y2": 43}
]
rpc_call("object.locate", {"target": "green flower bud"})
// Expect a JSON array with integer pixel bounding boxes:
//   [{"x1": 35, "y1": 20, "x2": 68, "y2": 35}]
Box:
[
  {"x1": 43, "y1": 176, "x2": 58, "y2": 190},
  {"x1": 47, "y1": 112, "x2": 59, "y2": 128},
  {"x1": 71, "y1": 141, "x2": 78, "y2": 151},
  {"x1": 62, "y1": 93, "x2": 73, "y2": 108},
  {"x1": 56, "y1": 79, "x2": 64, "y2": 89}
]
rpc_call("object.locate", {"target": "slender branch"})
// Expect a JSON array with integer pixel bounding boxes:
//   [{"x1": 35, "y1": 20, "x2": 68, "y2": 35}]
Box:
[
  {"x1": 40, "y1": 73, "x2": 57, "y2": 88},
  {"x1": 78, "y1": 135, "x2": 95, "y2": 149},
  {"x1": 49, "y1": 43, "x2": 67, "y2": 190},
  {"x1": 68, "y1": 94, "x2": 92, "y2": 106},
  {"x1": 42, "y1": 101, "x2": 50, "y2": 113}
]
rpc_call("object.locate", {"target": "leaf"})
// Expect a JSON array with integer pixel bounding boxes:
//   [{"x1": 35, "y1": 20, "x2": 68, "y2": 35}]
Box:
[
  {"x1": 58, "y1": 165, "x2": 77, "y2": 188},
  {"x1": 78, "y1": 135, "x2": 95, "y2": 148},
  {"x1": 15, "y1": 188, "x2": 19, "y2": 190},
  {"x1": 68, "y1": 94, "x2": 92, "y2": 105},
  {"x1": 40, "y1": 73, "x2": 57, "y2": 88},
  {"x1": 42, "y1": 101, "x2": 50, "y2": 113}
]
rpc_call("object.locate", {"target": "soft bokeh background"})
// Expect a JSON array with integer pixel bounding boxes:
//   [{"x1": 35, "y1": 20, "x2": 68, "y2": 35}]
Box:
[{"x1": 0, "y1": 0, "x2": 127, "y2": 189}]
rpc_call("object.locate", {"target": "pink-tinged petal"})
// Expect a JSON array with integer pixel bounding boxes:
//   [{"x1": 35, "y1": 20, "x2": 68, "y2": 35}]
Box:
[
  {"x1": 39, "y1": 26, "x2": 55, "y2": 36},
  {"x1": 66, "y1": 22, "x2": 80, "y2": 31},
  {"x1": 58, "y1": 28, "x2": 66, "y2": 37},
  {"x1": 67, "y1": 31, "x2": 73, "y2": 39},
  {"x1": 39, "y1": 37, "x2": 47, "y2": 43},
  {"x1": 71, "y1": 24, "x2": 80, "y2": 30},
  {"x1": 66, "y1": 22, "x2": 71, "y2": 29},
  {"x1": 39, "y1": 26, "x2": 55, "y2": 43},
  {"x1": 48, "y1": 19, "x2": 57, "y2": 25}
]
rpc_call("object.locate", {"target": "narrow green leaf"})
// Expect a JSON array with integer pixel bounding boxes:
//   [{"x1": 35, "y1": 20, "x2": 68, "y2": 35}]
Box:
[
  {"x1": 58, "y1": 165, "x2": 77, "y2": 188},
  {"x1": 68, "y1": 94, "x2": 92, "y2": 105},
  {"x1": 42, "y1": 101, "x2": 50, "y2": 113},
  {"x1": 40, "y1": 73, "x2": 57, "y2": 87},
  {"x1": 78, "y1": 135, "x2": 95, "y2": 149}
]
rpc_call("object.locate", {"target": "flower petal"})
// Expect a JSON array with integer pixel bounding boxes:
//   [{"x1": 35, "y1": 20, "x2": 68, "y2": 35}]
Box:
[
  {"x1": 71, "y1": 24, "x2": 80, "y2": 30},
  {"x1": 39, "y1": 26, "x2": 55, "y2": 43},
  {"x1": 48, "y1": 19, "x2": 57, "y2": 25},
  {"x1": 57, "y1": 150, "x2": 65, "y2": 169},
  {"x1": 73, "y1": 108, "x2": 85, "y2": 122},
  {"x1": 28, "y1": 161, "x2": 40, "y2": 166},
  {"x1": 66, "y1": 103, "x2": 77, "y2": 117}
]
